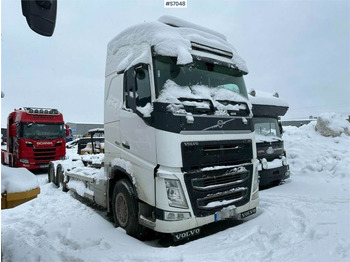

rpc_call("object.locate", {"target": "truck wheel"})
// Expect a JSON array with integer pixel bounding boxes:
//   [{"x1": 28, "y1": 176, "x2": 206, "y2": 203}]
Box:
[
  {"x1": 48, "y1": 162, "x2": 56, "y2": 184},
  {"x1": 112, "y1": 179, "x2": 144, "y2": 239},
  {"x1": 56, "y1": 164, "x2": 68, "y2": 192}
]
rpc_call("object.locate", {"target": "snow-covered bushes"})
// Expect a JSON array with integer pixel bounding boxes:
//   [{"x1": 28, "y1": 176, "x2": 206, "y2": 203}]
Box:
[{"x1": 315, "y1": 113, "x2": 350, "y2": 137}]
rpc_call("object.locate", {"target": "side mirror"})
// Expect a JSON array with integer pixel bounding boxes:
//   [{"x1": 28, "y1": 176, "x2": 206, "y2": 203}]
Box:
[
  {"x1": 10, "y1": 123, "x2": 17, "y2": 137},
  {"x1": 21, "y1": 0, "x2": 57, "y2": 37},
  {"x1": 65, "y1": 124, "x2": 70, "y2": 137},
  {"x1": 125, "y1": 68, "x2": 137, "y2": 110}
]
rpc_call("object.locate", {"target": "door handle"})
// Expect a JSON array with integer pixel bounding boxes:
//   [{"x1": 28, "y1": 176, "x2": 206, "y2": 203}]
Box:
[{"x1": 122, "y1": 141, "x2": 130, "y2": 150}]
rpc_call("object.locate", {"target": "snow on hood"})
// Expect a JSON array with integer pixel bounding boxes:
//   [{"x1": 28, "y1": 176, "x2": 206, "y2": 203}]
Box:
[
  {"x1": 106, "y1": 16, "x2": 248, "y2": 75},
  {"x1": 156, "y1": 80, "x2": 251, "y2": 116},
  {"x1": 249, "y1": 90, "x2": 289, "y2": 107}
]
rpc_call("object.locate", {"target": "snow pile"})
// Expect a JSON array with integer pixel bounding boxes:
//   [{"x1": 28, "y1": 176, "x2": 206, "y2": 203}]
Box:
[
  {"x1": 1, "y1": 165, "x2": 39, "y2": 193},
  {"x1": 156, "y1": 80, "x2": 250, "y2": 116},
  {"x1": 106, "y1": 16, "x2": 248, "y2": 75},
  {"x1": 1, "y1": 119, "x2": 350, "y2": 261},
  {"x1": 249, "y1": 89, "x2": 289, "y2": 107},
  {"x1": 283, "y1": 121, "x2": 350, "y2": 179},
  {"x1": 315, "y1": 113, "x2": 350, "y2": 137}
]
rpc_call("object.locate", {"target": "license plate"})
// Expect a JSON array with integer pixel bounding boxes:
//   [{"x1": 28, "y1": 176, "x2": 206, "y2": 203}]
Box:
[
  {"x1": 40, "y1": 164, "x2": 49, "y2": 168},
  {"x1": 215, "y1": 206, "x2": 236, "y2": 221},
  {"x1": 241, "y1": 208, "x2": 256, "y2": 218},
  {"x1": 173, "y1": 228, "x2": 201, "y2": 242}
]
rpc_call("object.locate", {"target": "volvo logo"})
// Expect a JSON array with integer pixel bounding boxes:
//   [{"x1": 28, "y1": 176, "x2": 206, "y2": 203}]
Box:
[
  {"x1": 173, "y1": 228, "x2": 201, "y2": 241},
  {"x1": 184, "y1": 142, "x2": 199, "y2": 146},
  {"x1": 217, "y1": 120, "x2": 224, "y2": 128}
]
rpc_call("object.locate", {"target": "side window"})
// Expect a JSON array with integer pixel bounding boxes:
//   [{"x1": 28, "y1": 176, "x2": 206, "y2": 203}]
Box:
[
  {"x1": 124, "y1": 64, "x2": 151, "y2": 111},
  {"x1": 135, "y1": 67, "x2": 151, "y2": 107}
]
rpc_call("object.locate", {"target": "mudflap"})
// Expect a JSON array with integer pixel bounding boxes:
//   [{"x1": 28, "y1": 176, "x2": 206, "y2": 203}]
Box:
[{"x1": 172, "y1": 227, "x2": 201, "y2": 242}]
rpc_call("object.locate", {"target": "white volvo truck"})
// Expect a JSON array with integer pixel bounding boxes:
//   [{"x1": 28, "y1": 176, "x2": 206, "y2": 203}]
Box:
[{"x1": 51, "y1": 16, "x2": 259, "y2": 241}]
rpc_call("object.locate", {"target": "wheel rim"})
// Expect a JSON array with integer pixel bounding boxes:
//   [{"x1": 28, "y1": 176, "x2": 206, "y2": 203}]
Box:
[{"x1": 116, "y1": 193, "x2": 128, "y2": 227}]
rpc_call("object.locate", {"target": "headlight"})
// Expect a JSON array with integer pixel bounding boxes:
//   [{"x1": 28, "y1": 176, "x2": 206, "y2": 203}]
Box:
[
  {"x1": 164, "y1": 211, "x2": 191, "y2": 221},
  {"x1": 25, "y1": 141, "x2": 33, "y2": 147},
  {"x1": 282, "y1": 156, "x2": 288, "y2": 166},
  {"x1": 19, "y1": 159, "x2": 29, "y2": 164},
  {"x1": 165, "y1": 179, "x2": 188, "y2": 209},
  {"x1": 253, "y1": 166, "x2": 259, "y2": 192},
  {"x1": 261, "y1": 158, "x2": 268, "y2": 169}
]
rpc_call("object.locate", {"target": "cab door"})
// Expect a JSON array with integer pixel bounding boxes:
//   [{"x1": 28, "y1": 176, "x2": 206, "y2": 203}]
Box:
[{"x1": 119, "y1": 64, "x2": 157, "y2": 205}]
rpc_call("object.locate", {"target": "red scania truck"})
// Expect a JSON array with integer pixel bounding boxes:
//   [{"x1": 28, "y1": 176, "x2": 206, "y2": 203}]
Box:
[{"x1": 1, "y1": 107, "x2": 68, "y2": 169}]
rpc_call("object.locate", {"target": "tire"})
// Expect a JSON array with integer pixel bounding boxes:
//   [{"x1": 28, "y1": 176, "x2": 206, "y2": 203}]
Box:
[
  {"x1": 112, "y1": 179, "x2": 144, "y2": 238},
  {"x1": 48, "y1": 162, "x2": 56, "y2": 184},
  {"x1": 56, "y1": 164, "x2": 68, "y2": 192}
]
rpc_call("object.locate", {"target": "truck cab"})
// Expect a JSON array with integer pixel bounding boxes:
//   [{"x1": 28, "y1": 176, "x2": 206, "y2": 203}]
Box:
[
  {"x1": 103, "y1": 16, "x2": 259, "y2": 239},
  {"x1": 249, "y1": 90, "x2": 290, "y2": 187},
  {"x1": 1, "y1": 107, "x2": 68, "y2": 169},
  {"x1": 53, "y1": 16, "x2": 259, "y2": 241}
]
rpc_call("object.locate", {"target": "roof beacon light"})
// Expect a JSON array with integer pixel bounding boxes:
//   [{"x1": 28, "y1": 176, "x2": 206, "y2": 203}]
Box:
[{"x1": 23, "y1": 107, "x2": 60, "y2": 115}]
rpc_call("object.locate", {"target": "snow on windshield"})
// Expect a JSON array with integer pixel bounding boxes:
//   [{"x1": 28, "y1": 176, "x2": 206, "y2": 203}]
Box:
[
  {"x1": 155, "y1": 80, "x2": 251, "y2": 116},
  {"x1": 106, "y1": 16, "x2": 248, "y2": 75}
]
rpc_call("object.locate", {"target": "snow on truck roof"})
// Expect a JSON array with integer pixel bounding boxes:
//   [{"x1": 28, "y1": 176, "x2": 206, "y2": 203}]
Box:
[
  {"x1": 106, "y1": 16, "x2": 248, "y2": 75},
  {"x1": 249, "y1": 89, "x2": 289, "y2": 108},
  {"x1": 249, "y1": 89, "x2": 289, "y2": 117}
]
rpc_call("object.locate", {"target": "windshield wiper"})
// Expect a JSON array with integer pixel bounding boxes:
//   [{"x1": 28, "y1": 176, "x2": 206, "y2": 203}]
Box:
[
  {"x1": 177, "y1": 97, "x2": 215, "y2": 114},
  {"x1": 216, "y1": 100, "x2": 249, "y2": 116}
]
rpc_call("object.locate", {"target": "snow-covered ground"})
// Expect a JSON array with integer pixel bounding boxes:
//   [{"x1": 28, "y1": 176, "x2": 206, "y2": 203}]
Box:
[{"x1": 2, "y1": 121, "x2": 349, "y2": 262}]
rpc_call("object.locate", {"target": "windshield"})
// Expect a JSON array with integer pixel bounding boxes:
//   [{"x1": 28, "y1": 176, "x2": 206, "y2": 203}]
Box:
[
  {"x1": 253, "y1": 118, "x2": 281, "y2": 138},
  {"x1": 153, "y1": 56, "x2": 248, "y2": 99},
  {"x1": 19, "y1": 123, "x2": 65, "y2": 139}
]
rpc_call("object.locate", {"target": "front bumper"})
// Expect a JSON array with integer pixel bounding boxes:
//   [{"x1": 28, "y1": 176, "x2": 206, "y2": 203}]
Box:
[
  {"x1": 154, "y1": 162, "x2": 259, "y2": 234},
  {"x1": 259, "y1": 165, "x2": 290, "y2": 187},
  {"x1": 153, "y1": 196, "x2": 259, "y2": 233}
]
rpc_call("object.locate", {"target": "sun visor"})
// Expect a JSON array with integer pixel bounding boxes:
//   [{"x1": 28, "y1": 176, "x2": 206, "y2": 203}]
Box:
[{"x1": 251, "y1": 103, "x2": 289, "y2": 117}]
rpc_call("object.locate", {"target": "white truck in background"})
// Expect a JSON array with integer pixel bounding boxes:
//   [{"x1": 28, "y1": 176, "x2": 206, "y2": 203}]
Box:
[{"x1": 50, "y1": 16, "x2": 259, "y2": 241}]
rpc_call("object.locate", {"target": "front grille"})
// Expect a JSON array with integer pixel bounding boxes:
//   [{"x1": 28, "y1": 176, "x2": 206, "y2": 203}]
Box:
[
  {"x1": 181, "y1": 140, "x2": 253, "y2": 171},
  {"x1": 197, "y1": 188, "x2": 247, "y2": 209},
  {"x1": 33, "y1": 148, "x2": 56, "y2": 162},
  {"x1": 192, "y1": 167, "x2": 249, "y2": 190},
  {"x1": 256, "y1": 141, "x2": 284, "y2": 161},
  {"x1": 184, "y1": 164, "x2": 253, "y2": 217}
]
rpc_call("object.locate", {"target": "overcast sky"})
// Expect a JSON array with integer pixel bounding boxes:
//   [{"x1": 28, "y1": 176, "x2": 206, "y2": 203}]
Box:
[{"x1": 1, "y1": 0, "x2": 349, "y2": 127}]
